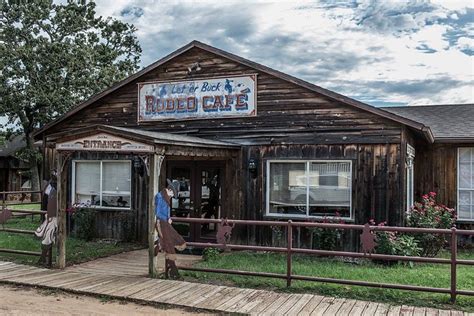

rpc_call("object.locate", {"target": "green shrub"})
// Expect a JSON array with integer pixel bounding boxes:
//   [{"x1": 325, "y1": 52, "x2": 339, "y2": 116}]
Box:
[
  {"x1": 407, "y1": 192, "x2": 456, "y2": 257},
  {"x1": 72, "y1": 208, "x2": 96, "y2": 241},
  {"x1": 369, "y1": 220, "x2": 421, "y2": 265},
  {"x1": 202, "y1": 247, "x2": 220, "y2": 261},
  {"x1": 309, "y1": 214, "x2": 344, "y2": 251}
]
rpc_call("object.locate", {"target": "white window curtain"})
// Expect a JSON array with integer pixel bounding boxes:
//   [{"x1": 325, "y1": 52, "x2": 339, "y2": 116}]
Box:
[
  {"x1": 74, "y1": 160, "x2": 131, "y2": 209},
  {"x1": 458, "y1": 148, "x2": 474, "y2": 221}
]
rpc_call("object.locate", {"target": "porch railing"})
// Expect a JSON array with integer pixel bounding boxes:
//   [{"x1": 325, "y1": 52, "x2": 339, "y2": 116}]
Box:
[
  {"x1": 171, "y1": 217, "x2": 474, "y2": 303},
  {"x1": 0, "y1": 190, "x2": 44, "y2": 258}
]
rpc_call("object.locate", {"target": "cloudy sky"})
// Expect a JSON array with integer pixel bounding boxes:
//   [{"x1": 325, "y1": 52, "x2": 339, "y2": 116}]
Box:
[{"x1": 94, "y1": 0, "x2": 474, "y2": 107}]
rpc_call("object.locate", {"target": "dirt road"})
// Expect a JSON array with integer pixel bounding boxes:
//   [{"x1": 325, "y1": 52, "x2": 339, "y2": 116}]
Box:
[{"x1": 0, "y1": 284, "x2": 214, "y2": 316}]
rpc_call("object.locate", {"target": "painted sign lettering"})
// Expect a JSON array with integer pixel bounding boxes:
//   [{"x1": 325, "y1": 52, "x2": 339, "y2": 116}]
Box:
[
  {"x1": 56, "y1": 133, "x2": 154, "y2": 153},
  {"x1": 138, "y1": 75, "x2": 257, "y2": 121}
]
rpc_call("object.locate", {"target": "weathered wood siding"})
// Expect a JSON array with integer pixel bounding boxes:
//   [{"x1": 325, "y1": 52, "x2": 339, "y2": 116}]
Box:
[
  {"x1": 414, "y1": 143, "x2": 472, "y2": 208},
  {"x1": 45, "y1": 47, "x2": 403, "y2": 146}
]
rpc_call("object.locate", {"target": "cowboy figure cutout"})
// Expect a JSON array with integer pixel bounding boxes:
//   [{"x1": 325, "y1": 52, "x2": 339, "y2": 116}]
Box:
[
  {"x1": 35, "y1": 170, "x2": 58, "y2": 267},
  {"x1": 154, "y1": 179, "x2": 186, "y2": 279}
]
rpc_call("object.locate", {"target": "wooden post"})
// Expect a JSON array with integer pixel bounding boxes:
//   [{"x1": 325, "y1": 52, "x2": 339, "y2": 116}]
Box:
[
  {"x1": 56, "y1": 152, "x2": 67, "y2": 269},
  {"x1": 450, "y1": 227, "x2": 457, "y2": 303},
  {"x1": 148, "y1": 153, "x2": 164, "y2": 277}
]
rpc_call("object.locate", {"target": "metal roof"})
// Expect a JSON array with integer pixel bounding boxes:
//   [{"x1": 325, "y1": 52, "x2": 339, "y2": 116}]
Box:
[
  {"x1": 49, "y1": 125, "x2": 240, "y2": 149},
  {"x1": 108, "y1": 126, "x2": 240, "y2": 148},
  {"x1": 383, "y1": 104, "x2": 474, "y2": 142}
]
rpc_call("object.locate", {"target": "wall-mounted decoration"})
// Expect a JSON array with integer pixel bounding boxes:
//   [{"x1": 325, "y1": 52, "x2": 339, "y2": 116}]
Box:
[
  {"x1": 56, "y1": 132, "x2": 154, "y2": 153},
  {"x1": 138, "y1": 74, "x2": 257, "y2": 121}
]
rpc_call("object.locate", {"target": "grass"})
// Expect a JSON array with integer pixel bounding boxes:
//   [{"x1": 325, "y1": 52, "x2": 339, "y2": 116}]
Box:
[
  {"x1": 184, "y1": 250, "x2": 474, "y2": 312},
  {"x1": 0, "y1": 215, "x2": 143, "y2": 266},
  {"x1": 8, "y1": 203, "x2": 41, "y2": 210}
]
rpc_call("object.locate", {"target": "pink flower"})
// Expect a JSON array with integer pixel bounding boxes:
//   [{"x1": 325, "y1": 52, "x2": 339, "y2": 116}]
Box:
[
  {"x1": 422, "y1": 194, "x2": 429, "y2": 200},
  {"x1": 429, "y1": 192, "x2": 437, "y2": 197}
]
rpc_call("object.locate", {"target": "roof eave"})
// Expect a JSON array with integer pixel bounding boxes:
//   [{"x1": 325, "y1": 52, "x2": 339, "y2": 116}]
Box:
[
  {"x1": 34, "y1": 40, "x2": 430, "y2": 139},
  {"x1": 433, "y1": 137, "x2": 474, "y2": 144}
]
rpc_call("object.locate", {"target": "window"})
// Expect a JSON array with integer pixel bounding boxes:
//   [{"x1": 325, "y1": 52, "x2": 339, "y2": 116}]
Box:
[
  {"x1": 72, "y1": 160, "x2": 131, "y2": 209},
  {"x1": 458, "y1": 148, "x2": 474, "y2": 221},
  {"x1": 266, "y1": 160, "x2": 352, "y2": 219}
]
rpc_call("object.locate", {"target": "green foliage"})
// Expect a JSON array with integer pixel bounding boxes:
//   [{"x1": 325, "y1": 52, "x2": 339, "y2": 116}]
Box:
[
  {"x1": 0, "y1": 0, "x2": 142, "y2": 187},
  {"x1": 308, "y1": 215, "x2": 344, "y2": 251},
  {"x1": 407, "y1": 192, "x2": 456, "y2": 257},
  {"x1": 202, "y1": 247, "x2": 220, "y2": 261},
  {"x1": 369, "y1": 220, "x2": 421, "y2": 265},
  {"x1": 71, "y1": 208, "x2": 96, "y2": 241}
]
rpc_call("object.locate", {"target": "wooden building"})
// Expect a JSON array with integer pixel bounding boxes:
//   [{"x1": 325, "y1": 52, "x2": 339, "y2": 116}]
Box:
[
  {"x1": 0, "y1": 135, "x2": 31, "y2": 194},
  {"x1": 33, "y1": 41, "x2": 474, "y2": 250}
]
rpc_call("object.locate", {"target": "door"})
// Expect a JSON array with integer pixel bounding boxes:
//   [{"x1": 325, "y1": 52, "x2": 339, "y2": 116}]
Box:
[
  {"x1": 196, "y1": 164, "x2": 222, "y2": 241},
  {"x1": 167, "y1": 161, "x2": 224, "y2": 242}
]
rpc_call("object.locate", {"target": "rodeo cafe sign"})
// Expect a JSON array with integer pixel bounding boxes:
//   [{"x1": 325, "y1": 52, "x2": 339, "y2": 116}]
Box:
[
  {"x1": 56, "y1": 133, "x2": 154, "y2": 153},
  {"x1": 138, "y1": 75, "x2": 257, "y2": 121}
]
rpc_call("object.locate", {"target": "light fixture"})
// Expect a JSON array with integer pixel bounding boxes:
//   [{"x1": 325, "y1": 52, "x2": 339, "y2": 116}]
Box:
[
  {"x1": 248, "y1": 159, "x2": 258, "y2": 178},
  {"x1": 187, "y1": 62, "x2": 202, "y2": 74}
]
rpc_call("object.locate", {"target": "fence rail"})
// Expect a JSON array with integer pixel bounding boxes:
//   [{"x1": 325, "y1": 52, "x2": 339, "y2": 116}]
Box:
[
  {"x1": 171, "y1": 217, "x2": 474, "y2": 303},
  {"x1": 0, "y1": 190, "x2": 43, "y2": 258}
]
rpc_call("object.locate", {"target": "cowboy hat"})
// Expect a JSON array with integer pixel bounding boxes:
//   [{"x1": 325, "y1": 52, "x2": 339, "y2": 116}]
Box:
[{"x1": 166, "y1": 179, "x2": 180, "y2": 197}]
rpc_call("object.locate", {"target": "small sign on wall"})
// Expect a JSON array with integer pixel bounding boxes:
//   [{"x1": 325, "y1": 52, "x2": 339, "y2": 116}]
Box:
[
  {"x1": 138, "y1": 75, "x2": 257, "y2": 121},
  {"x1": 56, "y1": 133, "x2": 154, "y2": 153}
]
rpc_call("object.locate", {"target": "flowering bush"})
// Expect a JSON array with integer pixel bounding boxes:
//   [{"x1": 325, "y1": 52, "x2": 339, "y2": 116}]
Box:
[
  {"x1": 310, "y1": 213, "x2": 345, "y2": 251},
  {"x1": 406, "y1": 192, "x2": 456, "y2": 257},
  {"x1": 369, "y1": 219, "x2": 421, "y2": 265}
]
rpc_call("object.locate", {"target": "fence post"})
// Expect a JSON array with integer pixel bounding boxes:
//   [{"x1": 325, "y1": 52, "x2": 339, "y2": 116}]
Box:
[
  {"x1": 450, "y1": 227, "x2": 457, "y2": 303},
  {"x1": 287, "y1": 220, "x2": 292, "y2": 287},
  {"x1": 2, "y1": 192, "x2": 6, "y2": 213}
]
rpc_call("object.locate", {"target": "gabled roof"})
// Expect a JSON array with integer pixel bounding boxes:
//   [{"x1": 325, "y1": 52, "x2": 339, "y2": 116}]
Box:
[
  {"x1": 383, "y1": 104, "x2": 474, "y2": 142},
  {"x1": 0, "y1": 135, "x2": 25, "y2": 157},
  {"x1": 49, "y1": 125, "x2": 240, "y2": 149},
  {"x1": 34, "y1": 40, "x2": 434, "y2": 142}
]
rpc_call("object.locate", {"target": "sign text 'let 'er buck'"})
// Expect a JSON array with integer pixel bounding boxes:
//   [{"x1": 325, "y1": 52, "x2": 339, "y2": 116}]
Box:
[{"x1": 138, "y1": 75, "x2": 256, "y2": 121}]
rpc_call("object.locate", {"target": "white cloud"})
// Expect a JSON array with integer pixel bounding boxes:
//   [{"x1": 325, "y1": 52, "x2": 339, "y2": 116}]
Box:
[
  {"x1": 90, "y1": 0, "x2": 473, "y2": 106},
  {"x1": 457, "y1": 36, "x2": 474, "y2": 50}
]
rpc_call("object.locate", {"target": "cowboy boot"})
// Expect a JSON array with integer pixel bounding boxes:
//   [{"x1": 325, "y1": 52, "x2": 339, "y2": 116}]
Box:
[
  {"x1": 165, "y1": 259, "x2": 171, "y2": 279},
  {"x1": 38, "y1": 245, "x2": 48, "y2": 266},
  {"x1": 168, "y1": 260, "x2": 181, "y2": 280}
]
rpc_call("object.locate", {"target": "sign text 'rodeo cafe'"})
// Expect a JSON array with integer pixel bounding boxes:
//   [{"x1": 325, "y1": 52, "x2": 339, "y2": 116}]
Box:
[{"x1": 138, "y1": 75, "x2": 256, "y2": 121}]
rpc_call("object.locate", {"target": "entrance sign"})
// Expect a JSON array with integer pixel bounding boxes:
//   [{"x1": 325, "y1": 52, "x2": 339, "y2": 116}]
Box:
[
  {"x1": 56, "y1": 132, "x2": 154, "y2": 153},
  {"x1": 138, "y1": 75, "x2": 257, "y2": 121}
]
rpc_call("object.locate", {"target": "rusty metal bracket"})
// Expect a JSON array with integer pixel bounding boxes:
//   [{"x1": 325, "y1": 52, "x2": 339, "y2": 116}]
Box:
[{"x1": 360, "y1": 223, "x2": 377, "y2": 255}]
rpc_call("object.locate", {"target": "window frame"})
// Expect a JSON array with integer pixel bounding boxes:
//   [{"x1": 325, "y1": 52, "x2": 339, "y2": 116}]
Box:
[
  {"x1": 265, "y1": 159, "x2": 353, "y2": 220},
  {"x1": 72, "y1": 160, "x2": 132, "y2": 210},
  {"x1": 457, "y1": 147, "x2": 474, "y2": 222}
]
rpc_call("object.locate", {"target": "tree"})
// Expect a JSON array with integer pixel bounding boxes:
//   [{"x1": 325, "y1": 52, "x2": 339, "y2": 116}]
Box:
[{"x1": 0, "y1": 0, "x2": 142, "y2": 196}]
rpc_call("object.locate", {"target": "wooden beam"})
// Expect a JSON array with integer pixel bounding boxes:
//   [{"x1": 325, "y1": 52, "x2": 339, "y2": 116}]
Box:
[
  {"x1": 148, "y1": 153, "x2": 164, "y2": 277},
  {"x1": 56, "y1": 152, "x2": 69, "y2": 269}
]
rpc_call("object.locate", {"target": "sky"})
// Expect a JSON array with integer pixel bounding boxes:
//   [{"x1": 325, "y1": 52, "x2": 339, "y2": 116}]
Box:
[{"x1": 93, "y1": 0, "x2": 474, "y2": 107}]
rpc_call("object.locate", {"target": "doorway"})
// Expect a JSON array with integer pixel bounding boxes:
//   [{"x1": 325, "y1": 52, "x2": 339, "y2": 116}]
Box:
[{"x1": 167, "y1": 160, "x2": 224, "y2": 242}]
